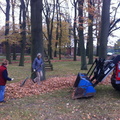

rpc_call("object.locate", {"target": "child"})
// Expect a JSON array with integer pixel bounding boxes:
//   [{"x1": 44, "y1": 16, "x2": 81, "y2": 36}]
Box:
[{"x1": 0, "y1": 59, "x2": 14, "y2": 103}]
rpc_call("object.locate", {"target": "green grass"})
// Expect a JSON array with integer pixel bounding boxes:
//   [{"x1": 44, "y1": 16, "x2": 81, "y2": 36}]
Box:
[
  {"x1": 7, "y1": 59, "x2": 88, "y2": 82},
  {"x1": 46, "y1": 61, "x2": 81, "y2": 77},
  {"x1": 0, "y1": 56, "x2": 120, "y2": 119},
  {"x1": 7, "y1": 63, "x2": 31, "y2": 83}
]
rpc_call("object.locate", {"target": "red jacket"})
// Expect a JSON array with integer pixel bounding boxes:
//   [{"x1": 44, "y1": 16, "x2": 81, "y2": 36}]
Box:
[{"x1": 0, "y1": 65, "x2": 11, "y2": 86}]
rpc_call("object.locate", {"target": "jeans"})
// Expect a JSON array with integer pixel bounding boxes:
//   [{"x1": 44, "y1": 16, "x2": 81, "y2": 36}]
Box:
[
  {"x1": 34, "y1": 71, "x2": 43, "y2": 84},
  {"x1": 0, "y1": 86, "x2": 5, "y2": 101}
]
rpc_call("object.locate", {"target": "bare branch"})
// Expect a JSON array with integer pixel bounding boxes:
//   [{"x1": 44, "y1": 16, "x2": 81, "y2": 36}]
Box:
[
  {"x1": 0, "y1": 5, "x2": 6, "y2": 15},
  {"x1": 43, "y1": 31, "x2": 48, "y2": 41},
  {"x1": 110, "y1": 2, "x2": 120, "y2": 27},
  {"x1": 109, "y1": 26, "x2": 120, "y2": 35},
  {"x1": 109, "y1": 18, "x2": 120, "y2": 32}
]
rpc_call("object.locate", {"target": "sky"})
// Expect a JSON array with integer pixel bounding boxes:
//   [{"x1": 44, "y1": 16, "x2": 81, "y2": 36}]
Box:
[
  {"x1": 0, "y1": 1, "x2": 20, "y2": 28},
  {"x1": 108, "y1": 0, "x2": 120, "y2": 46},
  {"x1": 0, "y1": 1, "x2": 6, "y2": 28}
]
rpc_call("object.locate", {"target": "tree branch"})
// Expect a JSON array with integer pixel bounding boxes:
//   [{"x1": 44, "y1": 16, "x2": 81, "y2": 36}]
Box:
[
  {"x1": 109, "y1": 26, "x2": 120, "y2": 35},
  {"x1": 43, "y1": 31, "x2": 48, "y2": 41},
  {"x1": 0, "y1": 5, "x2": 6, "y2": 15},
  {"x1": 109, "y1": 18, "x2": 120, "y2": 32}
]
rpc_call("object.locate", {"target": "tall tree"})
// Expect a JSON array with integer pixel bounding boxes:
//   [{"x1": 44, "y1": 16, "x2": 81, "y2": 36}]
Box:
[
  {"x1": 78, "y1": 0, "x2": 87, "y2": 70},
  {"x1": 31, "y1": 0, "x2": 45, "y2": 80},
  {"x1": 19, "y1": 0, "x2": 26, "y2": 66},
  {"x1": 43, "y1": 0, "x2": 56, "y2": 59},
  {"x1": 11, "y1": 0, "x2": 15, "y2": 32},
  {"x1": 5, "y1": 0, "x2": 11, "y2": 64},
  {"x1": 11, "y1": 0, "x2": 17, "y2": 60},
  {"x1": 88, "y1": 0, "x2": 94, "y2": 64},
  {"x1": 58, "y1": 12, "x2": 62, "y2": 60},
  {"x1": 95, "y1": 0, "x2": 102, "y2": 56},
  {"x1": 99, "y1": 0, "x2": 111, "y2": 59},
  {"x1": 54, "y1": 0, "x2": 59, "y2": 57},
  {"x1": 72, "y1": 0, "x2": 78, "y2": 61}
]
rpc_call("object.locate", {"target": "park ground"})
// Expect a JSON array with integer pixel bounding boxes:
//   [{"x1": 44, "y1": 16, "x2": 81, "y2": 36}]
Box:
[{"x1": 0, "y1": 55, "x2": 120, "y2": 120}]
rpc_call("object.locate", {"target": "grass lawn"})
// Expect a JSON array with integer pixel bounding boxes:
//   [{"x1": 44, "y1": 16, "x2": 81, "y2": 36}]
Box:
[
  {"x1": 0, "y1": 56, "x2": 120, "y2": 120},
  {"x1": 0, "y1": 86, "x2": 120, "y2": 120},
  {"x1": 7, "y1": 57, "x2": 84, "y2": 82}
]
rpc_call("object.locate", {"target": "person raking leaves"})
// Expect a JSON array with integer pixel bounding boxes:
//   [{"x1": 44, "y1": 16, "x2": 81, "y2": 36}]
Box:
[
  {"x1": 32, "y1": 53, "x2": 44, "y2": 85},
  {"x1": 0, "y1": 59, "x2": 14, "y2": 103}
]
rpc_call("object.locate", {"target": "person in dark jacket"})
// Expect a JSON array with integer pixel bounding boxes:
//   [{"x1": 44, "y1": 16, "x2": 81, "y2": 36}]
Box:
[
  {"x1": 32, "y1": 53, "x2": 44, "y2": 84},
  {"x1": 0, "y1": 59, "x2": 14, "y2": 103}
]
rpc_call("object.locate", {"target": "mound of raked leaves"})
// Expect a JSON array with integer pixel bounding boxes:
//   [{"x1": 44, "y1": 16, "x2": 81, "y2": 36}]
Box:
[{"x1": 5, "y1": 75, "x2": 111, "y2": 100}]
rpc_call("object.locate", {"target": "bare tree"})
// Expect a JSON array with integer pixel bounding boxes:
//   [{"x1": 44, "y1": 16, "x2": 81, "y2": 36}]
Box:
[
  {"x1": 54, "y1": 0, "x2": 59, "y2": 57},
  {"x1": 31, "y1": 0, "x2": 45, "y2": 80},
  {"x1": 88, "y1": 0, "x2": 94, "y2": 64},
  {"x1": 19, "y1": 0, "x2": 26, "y2": 66},
  {"x1": 78, "y1": 0, "x2": 87, "y2": 70},
  {"x1": 43, "y1": 0, "x2": 56, "y2": 59},
  {"x1": 58, "y1": 11, "x2": 62, "y2": 60},
  {"x1": 11, "y1": 0, "x2": 17, "y2": 60},
  {"x1": 99, "y1": 0, "x2": 111, "y2": 59},
  {"x1": 71, "y1": 0, "x2": 78, "y2": 61},
  {"x1": 5, "y1": 0, "x2": 11, "y2": 63}
]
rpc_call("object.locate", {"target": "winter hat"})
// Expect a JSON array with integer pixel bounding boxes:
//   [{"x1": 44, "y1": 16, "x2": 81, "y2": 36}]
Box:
[{"x1": 37, "y1": 53, "x2": 42, "y2": 57}]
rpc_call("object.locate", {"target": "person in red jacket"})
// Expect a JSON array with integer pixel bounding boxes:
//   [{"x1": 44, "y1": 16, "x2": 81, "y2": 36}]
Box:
[{"x1": 0, "y1": 59, "x2": 14, "y2": 103}]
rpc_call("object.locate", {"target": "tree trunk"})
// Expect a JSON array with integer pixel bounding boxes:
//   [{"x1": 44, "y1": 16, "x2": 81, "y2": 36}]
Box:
[
  {"x1": 54, "y1": 0, "x2": 59, "y2": 57},
  {"x1": 78, "y1": 0, "x2": 87, "y2": 70},
  {"x1": 96, "y1": 32, "x2": 100, "y2": 56},
  {"x1": 88, "y1": 0, "x2": 94, "y2": 64},
  {"x1": 99, "y1": 0, "x2": 111, "y2": 59},
  {"x1": 12, "y1": 42, "x2": 16, "y2": 60},
  {"x1": 5, "y1": 0, "x2": 11, "y2": 64},
  {"x1": 31, "y1": 0, "x2": 45, "y2": 80},
  {"x1": 11, "y1": 0, "x2": 15, "y2": 32},
  {"x1": 19, "y1": 0, "x2": 26, "y2": 66},
  {"x1": 43, "y1": 0, "x2": 55, "y2": 59},
  {"x1": 73, "y1": 0, "x2": 77, "y2": 61},
  {"x1": 58, "y1": 4, "x2": 62, "y2": 60},
  {"x1": 95, "y1": 0, "x2": 101, "y2": 56},
  {"x1": 11, "y1": 0, "x2": 17, "y2": 60}
]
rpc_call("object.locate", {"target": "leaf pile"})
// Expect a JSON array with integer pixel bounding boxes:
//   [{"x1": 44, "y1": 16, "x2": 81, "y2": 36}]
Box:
[
  {"x1": 5, "y1": 75, "x2": 111, "y2": 100},
  {"x1": 5, "y1": 76, "x2": 76, "y2": 100}
]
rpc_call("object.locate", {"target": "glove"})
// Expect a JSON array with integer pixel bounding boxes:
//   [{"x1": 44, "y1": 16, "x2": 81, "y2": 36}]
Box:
[
  {"x1": 33, "y1": 69, "x2": 36, "y2": 72},
  {"x1": 11, "y1": 78, "x2": 14, "y2": 81}
]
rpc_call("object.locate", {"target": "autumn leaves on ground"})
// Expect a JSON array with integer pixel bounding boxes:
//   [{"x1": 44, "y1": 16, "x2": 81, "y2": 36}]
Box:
[
  {"x1": 6, "y1": 76, "x2": 76, "y2": 100},
  {"x1": 6, "y1": 75, "x2": 112, "y2": 100},
  {"x1": 1, "y1": 56, "x2": 120, "y2": 120},
  {"x1": 5, "y1": 56, "x2": 111, "y2": 100}
]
